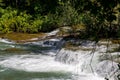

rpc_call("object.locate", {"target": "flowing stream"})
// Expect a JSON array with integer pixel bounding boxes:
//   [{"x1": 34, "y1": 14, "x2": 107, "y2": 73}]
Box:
[{"x1": 0, "y1": 32, "x2": 120, "y2": 80}]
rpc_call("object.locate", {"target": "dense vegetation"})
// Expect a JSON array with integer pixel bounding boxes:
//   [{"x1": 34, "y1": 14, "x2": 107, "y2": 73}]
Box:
[{"x1": 0, "y1": 0, "x2": 120, "y2": 40}]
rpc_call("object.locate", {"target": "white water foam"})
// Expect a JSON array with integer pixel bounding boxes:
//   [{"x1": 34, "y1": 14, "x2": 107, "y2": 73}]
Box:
[
  {"x1": 2, "y1": 40, "x2": 118, "y2": 80},
  {"x1": 55, "y1": 49, "x2": 102, "y2": 73},
  {"x1": 0, "y1": 54, "x2": 74, "y2": 72},
  {"x1": 0, "y1": 54, "x2": 104, "y2": 80},
  {"x1": 31, "y1": 76, "x2": 103, "y2": 80},
  {"x1": 0, "y1": 38, "x2": 14, "y2": 44},
  {"x1": 47, "y1": 29, "x2": 59, "y2": 36},
  {"x1": 55, "y1": 42, "x2": 120, "y2": 80}
]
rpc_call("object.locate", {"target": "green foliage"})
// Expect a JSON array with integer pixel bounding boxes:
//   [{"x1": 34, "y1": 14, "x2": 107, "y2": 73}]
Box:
[
  {"x1": 0, "y1": 7, "x2": 17, "y2": 33},
  {"x1": 41, "y1": 14, "x2": 59, "y2": 32},
  {"x1": 0, "y1": 0, "x2": 120, "y2": 40},
  {"x1": 15, "y1": 12, "x2": 32, "y2": 33},
  {"x1": 56, "y1": 3, "x2": 81, "y2": 26},
  {"x1": 0, "y1": 7, "x2": 43, "y2": 33},
  {"x1": 40, "y1": 3, "x2": 82, "y2": 32},
  {"x1": 30, "y1": 19, "x2": 43, "y2": 33}
]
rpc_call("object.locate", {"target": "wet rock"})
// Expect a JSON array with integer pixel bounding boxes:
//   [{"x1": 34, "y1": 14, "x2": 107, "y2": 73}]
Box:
[
  {"x1": 55, "y1": 49, "x2": 79, "y2": 64},
  {"x1": 96, "y1": 60, "x2": 120, "y2": 80}
]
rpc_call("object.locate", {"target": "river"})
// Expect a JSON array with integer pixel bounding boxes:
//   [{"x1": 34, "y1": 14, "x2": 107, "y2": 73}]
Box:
[{"x1": 0, "y1": 34, "x2": 119, "y2": 80}]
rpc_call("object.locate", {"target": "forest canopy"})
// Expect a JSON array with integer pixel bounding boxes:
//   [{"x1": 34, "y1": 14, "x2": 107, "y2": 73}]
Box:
[{"x1": 0, "y1": 0, "x2": 120, "y2": 39}]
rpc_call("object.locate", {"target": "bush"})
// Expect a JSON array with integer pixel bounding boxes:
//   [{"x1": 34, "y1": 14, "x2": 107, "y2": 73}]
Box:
[
  {"x1": 0, "y1": 5, "x2": 83, "y2": 34},
  {"x1": 0, "y1": 7, "x2": 17, "y2": 33},
  {"x1": 56, "y1": 3, "x2": 81, "y2": 26},
  {"x1": 41, "y1": 14, "x2": 60, "y2": 32},
  {"x1": 29, "y1": 19, "x2": 43, "y2": 33},
  {"x1": 15, "y1": 12, "x2": 32, "y2": 33},
  {"x1": 81, "y1": 13, "x2": 120, "y2": 39},
  {"x1": 40, "y1": 3, "x2": 82, "y2": 32},
  {"x1": 81, "y1": 14, "x2": 104, "y2": 39},
  {"x1": 0, "y1": 7, "x2": 44, "y2": 33}
]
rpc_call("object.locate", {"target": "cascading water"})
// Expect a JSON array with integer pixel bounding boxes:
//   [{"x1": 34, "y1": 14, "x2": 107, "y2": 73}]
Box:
[
  {"x1": 55, "y1": 40, "x2": 120, "y2": 80},
  {"x1": 0, "y1": 31, "x2": 120, "y2": 80}
]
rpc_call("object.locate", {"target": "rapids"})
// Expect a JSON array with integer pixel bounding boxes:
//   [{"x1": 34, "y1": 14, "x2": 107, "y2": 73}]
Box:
[{"x1": 0, "y1": 30, "x2": 119, "y2": 80}]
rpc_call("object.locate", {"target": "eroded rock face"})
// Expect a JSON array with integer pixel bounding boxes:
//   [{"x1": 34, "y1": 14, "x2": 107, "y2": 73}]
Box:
[{"x1": 96, "y1": 60, "x2": 120, "y2": 80}]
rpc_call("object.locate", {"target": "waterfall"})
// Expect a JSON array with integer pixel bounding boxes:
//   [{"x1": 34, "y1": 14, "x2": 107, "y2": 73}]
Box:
[
  {"x1": 0, "y1": 37, "x2": 120, "y2": 80},
  {"x1": 55, "y1": 40, "x2": 120, "y2": 80}
]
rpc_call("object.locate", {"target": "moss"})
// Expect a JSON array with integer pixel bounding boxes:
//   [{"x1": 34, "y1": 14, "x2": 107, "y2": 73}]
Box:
[{"x1": 0, "y1": 32, "x2": 46, "y2": 43}]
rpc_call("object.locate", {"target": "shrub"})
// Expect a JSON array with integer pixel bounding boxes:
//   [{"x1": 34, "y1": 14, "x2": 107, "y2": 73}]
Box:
[
  {"x1": 40, "y1": 3, "x2": 82, "y2": 32},
  {"x1": 41, "y1": 14, "x2": 59, "y2": 32},
  {"x1": 15, "y1": 12, "x2": 32, "y2": 33},
  {"x1": 56, "y1": 3, "x2": 81, "y2": 26},
  {"x1": 29, "y1": 19, "x2": 43, "y2": 33},
  {"x1": 0, "y1": 7, "x2": 44, "y2": 33},
  {"x1": 0, "y1": 7, "x2": 17, "y2": 33}
]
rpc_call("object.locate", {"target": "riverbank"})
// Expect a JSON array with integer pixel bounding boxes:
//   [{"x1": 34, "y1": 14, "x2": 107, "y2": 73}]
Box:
[{"x1": 0, "y1": 32, "x2": 46, "y2": 43}]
